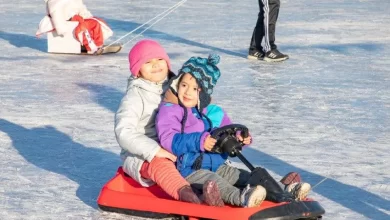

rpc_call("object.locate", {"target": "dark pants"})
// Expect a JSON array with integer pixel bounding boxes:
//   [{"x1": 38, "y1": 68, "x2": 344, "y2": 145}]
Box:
[{"x1": 249, "y1": 0, "x2": 281, "y2": 53}]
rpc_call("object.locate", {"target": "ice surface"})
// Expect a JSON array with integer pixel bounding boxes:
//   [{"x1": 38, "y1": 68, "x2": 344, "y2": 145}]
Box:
[{"x1": 0, "y1": 0, "x2": 389, "y2": 219}]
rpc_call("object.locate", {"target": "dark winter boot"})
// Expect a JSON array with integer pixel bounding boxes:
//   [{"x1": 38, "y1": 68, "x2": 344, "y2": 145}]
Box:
[
  {"x1": 202, "y1": 180, "x2": 224, "y2": 207},
  {"x1": 178, "y1": 185, "x2": 202, "y2": 204},
  {"x1": 247, "y1": 167, "x2": 294, "y2": 203}
]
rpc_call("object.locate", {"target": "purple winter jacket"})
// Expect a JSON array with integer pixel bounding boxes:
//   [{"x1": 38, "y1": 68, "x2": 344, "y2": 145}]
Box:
[{"x1": 156, "y1": 102, "x2": 232, "y2": 177}]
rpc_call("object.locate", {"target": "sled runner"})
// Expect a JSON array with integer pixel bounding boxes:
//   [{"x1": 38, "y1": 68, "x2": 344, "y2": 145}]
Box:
[
  {"x1": 81, "y1": 43, "x2": 122, "y2": 55},
  {"x1": 97, "y1": 125, "x2": 325, "y2": 220}
]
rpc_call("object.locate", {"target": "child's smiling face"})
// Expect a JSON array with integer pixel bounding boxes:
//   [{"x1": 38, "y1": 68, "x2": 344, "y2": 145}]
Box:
[
  {"x1": 139, "y1": 58, "x2": 168, "y2": 82},
  {"x1": 177, "y1": 73, "x2": 200, "y2": 108}
]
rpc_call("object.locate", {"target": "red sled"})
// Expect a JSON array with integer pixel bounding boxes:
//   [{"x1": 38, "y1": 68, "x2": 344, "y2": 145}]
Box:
[
  {"x1": 97, "y1": 167, "x2": 325, "y2": 220},
  {"x1": 98, "y1": 125, "x2": 325, "y2": 219}
]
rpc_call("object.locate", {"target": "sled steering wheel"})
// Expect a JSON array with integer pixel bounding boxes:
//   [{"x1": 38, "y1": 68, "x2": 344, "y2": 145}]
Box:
[{"x1": 210, "y1": 124, "x2": 249, "y2": 157}]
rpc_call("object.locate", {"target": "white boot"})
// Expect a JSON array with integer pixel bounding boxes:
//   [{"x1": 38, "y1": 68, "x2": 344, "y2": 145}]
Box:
[{"x1": 286, "y1": 182, "x2": 311, "y2": 200}]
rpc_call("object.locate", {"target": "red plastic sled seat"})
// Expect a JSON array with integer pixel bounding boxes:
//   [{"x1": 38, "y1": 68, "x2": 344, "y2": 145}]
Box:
[{"x1": 97, "y1": 167, "x2": 325, "y2": 220}]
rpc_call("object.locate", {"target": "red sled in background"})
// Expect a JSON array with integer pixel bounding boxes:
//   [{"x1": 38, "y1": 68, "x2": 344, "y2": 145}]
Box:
[{"x1": 36, "y1": 17, "x2": 121, "y2": 55}]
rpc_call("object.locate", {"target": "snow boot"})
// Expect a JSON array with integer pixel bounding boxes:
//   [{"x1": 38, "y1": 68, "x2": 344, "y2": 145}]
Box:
[
  {"x1": 286, "y1": 182, "x2": 311, "y2": 201},
  {"x1": 240, "y1": 184, "x2": 267, "y2": 208},
  {"x1": 202, "y1": 180, "x2": 224, "y2": 207},
  {"x1": 178, "y1": 185, "x2": 201, "y2": 204},
  {"x1": 280, "y1": 172, "x2": 301, "y2": 187}
]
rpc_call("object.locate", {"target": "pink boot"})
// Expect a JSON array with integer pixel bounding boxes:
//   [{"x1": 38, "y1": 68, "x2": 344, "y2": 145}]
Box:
[
  {"x1": 178, "y1": 186, "x2": 201, "y2": 204},
  {"x1": 202, "y1": 180, "x2": 224, "y2": 207}
]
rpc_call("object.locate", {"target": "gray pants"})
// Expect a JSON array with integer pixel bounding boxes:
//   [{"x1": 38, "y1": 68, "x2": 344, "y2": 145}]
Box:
[{"x1": 185, "y1": 164, "x2": 251, "y2": 206}]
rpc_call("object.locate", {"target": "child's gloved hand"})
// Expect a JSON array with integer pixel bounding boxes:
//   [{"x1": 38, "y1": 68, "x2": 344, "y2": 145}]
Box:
[
  {"x1": 237, "y1": 134, "x2": 252, "y2": 145},
  {"x1": 155, "y1": 147, "x2": 177, "y2": 162},
  {"x1": 204, "y1": 135, "x2": 217, "y2": 151}
]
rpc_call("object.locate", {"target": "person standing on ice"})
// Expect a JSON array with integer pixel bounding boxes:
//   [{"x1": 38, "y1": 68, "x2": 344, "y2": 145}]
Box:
[
  {"x1": 114, "y1": 39, "x2": 224, "y2": 206},
  {"x1": 36, "y1": 0, "x2": 113, "y2": 54},
  {"x1": 248, "y1": 0, "x2": 289, "y2": 62}
]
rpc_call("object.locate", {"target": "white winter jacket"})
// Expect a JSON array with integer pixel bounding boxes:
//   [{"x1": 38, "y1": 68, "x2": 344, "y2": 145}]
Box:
[
  {"x1": 43, "y1": 0, "x2": 93, "y2": 36},
  {"x1": 115, "y1": 77, "x2": 169, "y2": 186}
]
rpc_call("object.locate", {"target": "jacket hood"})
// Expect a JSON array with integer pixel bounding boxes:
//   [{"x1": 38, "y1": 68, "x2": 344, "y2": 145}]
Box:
[{"x1": 163, "y1": 88, "x2": 179, "y2": 104}]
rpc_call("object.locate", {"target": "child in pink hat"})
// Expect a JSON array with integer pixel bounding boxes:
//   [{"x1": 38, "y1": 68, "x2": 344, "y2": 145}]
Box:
[{"x1": 114, "y1": 39, "x2": 223, "y2": 206}]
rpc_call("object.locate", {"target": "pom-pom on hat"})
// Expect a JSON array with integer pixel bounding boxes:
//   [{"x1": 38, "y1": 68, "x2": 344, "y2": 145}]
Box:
[{"x1": 179, "y1": 54, "x2": 221, "y2": 96}]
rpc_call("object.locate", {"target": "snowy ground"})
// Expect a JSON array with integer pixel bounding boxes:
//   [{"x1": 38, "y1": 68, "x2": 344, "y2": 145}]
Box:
[{"x1": 1, "y1": 0, "x2": 389, "y2": 219}]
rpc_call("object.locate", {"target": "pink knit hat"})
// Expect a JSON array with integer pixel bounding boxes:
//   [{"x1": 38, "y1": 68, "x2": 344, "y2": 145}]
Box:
[{"x1": 128, "y1": 39, "x2": 171, "y2": 77}]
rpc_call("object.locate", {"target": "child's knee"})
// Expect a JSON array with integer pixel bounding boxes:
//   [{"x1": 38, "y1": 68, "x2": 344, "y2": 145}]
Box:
[
  {"x1": 198, "y1": 170, "x2": 222, "y2": 182},
  {"x1": 148, "y1": 157, "x2": 175, "y2": 173},
  {"x1": 151, "y1": 157, "x2": 173, "y2": 165}
]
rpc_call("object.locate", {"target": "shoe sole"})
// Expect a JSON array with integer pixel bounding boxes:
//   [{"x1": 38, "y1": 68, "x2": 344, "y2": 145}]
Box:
[
  {"x1": 280, "y1": 172, "x2": 301, "y2": 186},
  {"x1": 263, "y1": 56, "x2": 289, "y2": 62},
  {"x1": 103, "y1": 44, "x2": 122, "y2": 53},
  {"x1": 203, "y1": 180, "x2": 224, "y2": 207},
  {"x1": 94, "y1": 44, "x2": 123, "y2": 55},
  {"x1": 247, "y1": 55, "x2": 264, "y2": 60},
  {"x1": 248, "y1": 55, "x2": 289, "y2": 62},
  {"x1": 247, "y1": 186, "x2": 266, "y2": 208}
]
